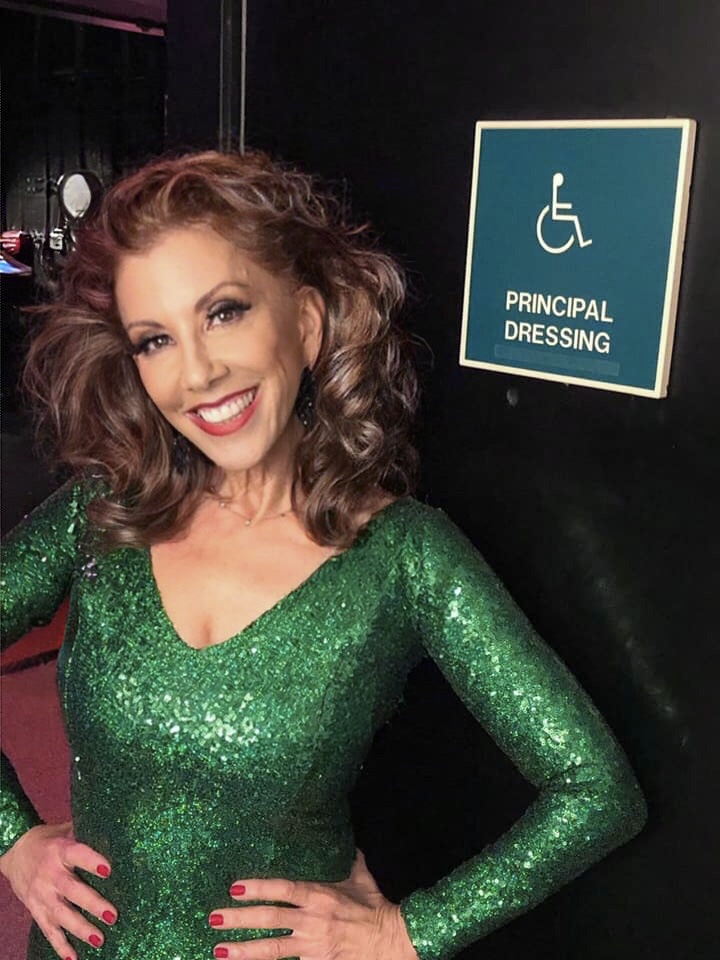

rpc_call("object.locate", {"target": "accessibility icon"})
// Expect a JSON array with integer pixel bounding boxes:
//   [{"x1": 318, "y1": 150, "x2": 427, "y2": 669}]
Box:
[{"x1": 536, "y1": 172, "x2": 592, "y2": 255}]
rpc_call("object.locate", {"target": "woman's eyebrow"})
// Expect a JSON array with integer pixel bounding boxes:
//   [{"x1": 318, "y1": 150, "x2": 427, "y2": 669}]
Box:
[
  {"x1": 194, "y1": 280, "x2": 252, "y2": 312},
  {"x1": 124, "y1": 318, "x2": 164, "y2": 333},
  {"x1": 123, "y1": 281, "x2": 252, "y2": 332}
]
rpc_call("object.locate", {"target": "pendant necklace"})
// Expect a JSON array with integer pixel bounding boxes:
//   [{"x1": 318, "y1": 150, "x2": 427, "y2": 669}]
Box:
[{"x1": 215, "y1": 496, "x2": 293, "y2": 527}]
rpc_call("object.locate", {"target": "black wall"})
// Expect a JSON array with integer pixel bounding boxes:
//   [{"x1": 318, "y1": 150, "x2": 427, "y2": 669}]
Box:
[{"x1": 245, "y1": 2, "x2": 719, "y2": 958}]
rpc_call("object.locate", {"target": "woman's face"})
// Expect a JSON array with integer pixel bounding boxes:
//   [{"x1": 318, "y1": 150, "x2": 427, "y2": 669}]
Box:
[{"x1": 115, "y1": 224, "x2": 323, "y2": 477}]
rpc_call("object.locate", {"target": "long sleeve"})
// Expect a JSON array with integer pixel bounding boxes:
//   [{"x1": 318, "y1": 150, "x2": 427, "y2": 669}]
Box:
[
  {"x1": 397, "y1": 507, "x2": 647, "y2": 960},
  {"x1": 0, "y1": 478, "x2": 92, "y2": 856}
]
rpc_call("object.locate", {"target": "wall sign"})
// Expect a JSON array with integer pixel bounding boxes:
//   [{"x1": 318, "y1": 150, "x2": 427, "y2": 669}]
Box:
[{"x1": 460, "y1": 119, "x2": 696, "y2": 397}]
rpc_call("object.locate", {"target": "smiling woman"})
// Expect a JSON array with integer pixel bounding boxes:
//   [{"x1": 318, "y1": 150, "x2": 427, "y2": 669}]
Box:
[
  {"x1": 21, "y1": 151, "x2": 419, "y2": 550},
  {"x1": 2, "y1": 151, "x2": 646, "y2": 960},
  {"x1": 116, "y1": 227, "x2": 324, "y2": 477}
]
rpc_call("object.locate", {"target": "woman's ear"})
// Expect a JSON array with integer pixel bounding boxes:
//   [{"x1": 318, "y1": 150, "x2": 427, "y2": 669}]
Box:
[{"x1": 297, "y1": 287, "x2": 325, "y2": 368}]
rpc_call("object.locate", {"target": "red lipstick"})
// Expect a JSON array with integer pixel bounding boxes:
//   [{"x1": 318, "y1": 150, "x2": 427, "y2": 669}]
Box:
[{"x1": 186, "y1": 387, "x2": 259, "y2": 436}]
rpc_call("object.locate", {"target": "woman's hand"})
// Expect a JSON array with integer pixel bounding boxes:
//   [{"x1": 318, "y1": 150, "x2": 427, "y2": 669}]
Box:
[
  {"x1": 0, "y1": 821, "x2": 116, "y2": 960},
  {"x1": 208, "y1": 848, "x2": 419, "y2": 960}
]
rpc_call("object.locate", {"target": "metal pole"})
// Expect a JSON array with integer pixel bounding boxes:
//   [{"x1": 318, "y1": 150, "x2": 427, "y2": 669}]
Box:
[{"x1": 218, "y1": 0, "x2": 245, "y2": 153}]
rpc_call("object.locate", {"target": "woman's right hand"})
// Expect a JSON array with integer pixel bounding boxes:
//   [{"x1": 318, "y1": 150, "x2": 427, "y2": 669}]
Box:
[{"x1": 0, "y1": 821, "x2": 116, "y2": 959}]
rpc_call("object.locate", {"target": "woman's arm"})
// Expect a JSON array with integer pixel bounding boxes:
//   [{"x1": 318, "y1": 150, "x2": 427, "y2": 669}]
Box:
[
  {"x1": 1, "y1": 477, "x2": 118, "y2": 958},
  {"x1": 0, "y1": 478, "x2": 93, "y2": 856},
  {"x1": 1, "y1": 478, "x2": 92, "y2": 649},
  {"x1": 398, "y1": 506, "x2": 647, "y2": 960}
]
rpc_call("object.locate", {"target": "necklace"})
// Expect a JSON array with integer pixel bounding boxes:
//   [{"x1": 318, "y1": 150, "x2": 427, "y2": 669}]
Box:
[{"x1": 215, "y1": 497, "x2": 293, "y2": 527}]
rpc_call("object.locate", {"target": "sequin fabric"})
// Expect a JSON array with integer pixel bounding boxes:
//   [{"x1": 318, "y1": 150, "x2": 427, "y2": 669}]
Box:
[{"x1": 1, "y1": 480, "x2": 647, "y2": 960}]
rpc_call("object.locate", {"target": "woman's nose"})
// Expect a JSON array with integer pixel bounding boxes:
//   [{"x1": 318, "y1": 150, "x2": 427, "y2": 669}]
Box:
[{"x1": 180, "y1": 338, "x2": 226, "y2": 392}]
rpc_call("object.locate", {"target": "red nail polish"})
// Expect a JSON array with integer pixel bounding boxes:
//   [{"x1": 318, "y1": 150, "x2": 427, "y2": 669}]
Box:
[
  {"x1": 88, "y1": 934, "x2": 103, "y2": 948},
  {"x1": 97, "y1": 864, "x2": 110, "y2": 878},
  {"x1": 229, "y1": 882, "x2": 246, "y2": 896},
  {"x1": 214, "y1": 949, "x2": 229, "y2": 959},
  {"x1": 209, "y1": 913, "x2": 224, "y2": 927},
  {"x1": 102, "y1": 910, "x2": 116, "y2": 924}
]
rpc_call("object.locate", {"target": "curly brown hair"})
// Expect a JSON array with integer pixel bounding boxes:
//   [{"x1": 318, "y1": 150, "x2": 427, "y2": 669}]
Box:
[{"x1": 22, "y1": 150, "x2": 420, "y2": 549}]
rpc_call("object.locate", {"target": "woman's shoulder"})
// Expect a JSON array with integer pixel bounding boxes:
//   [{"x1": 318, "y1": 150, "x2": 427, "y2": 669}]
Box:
[
  {"x1": 45, "y1": 472, "x2": 110, "y2": 515},
  {"x1": 364, "y1": 497, "x2": 500, "y2": 605},
  {"x1": 361, "y1": 492, "x2": 466, "y2": 545},
  {"x1": 358, "y1": 491, "x2": 419, "y2": 527},
  {"x1": 3, "y1": 472, "x2": 109, "y2": 544}
]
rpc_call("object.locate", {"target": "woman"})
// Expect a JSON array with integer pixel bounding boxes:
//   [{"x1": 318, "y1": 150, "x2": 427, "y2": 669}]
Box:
[{"x1": 0, "y1": 151, "x2": 647, "y2": 960}]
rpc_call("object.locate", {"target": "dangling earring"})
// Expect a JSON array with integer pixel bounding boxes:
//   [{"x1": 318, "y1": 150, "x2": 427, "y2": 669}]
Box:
[
  {"x1": 172, "y1": 432, "x2": 191, "y2": 474},
  {"x1": 294, "y1": 366, "x2": 316, "y2": 430}
]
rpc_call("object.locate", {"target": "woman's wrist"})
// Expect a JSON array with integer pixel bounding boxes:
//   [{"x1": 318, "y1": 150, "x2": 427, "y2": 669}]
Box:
[{"x1": 386, "y1": 902, "x2": 422, "y2": 960}]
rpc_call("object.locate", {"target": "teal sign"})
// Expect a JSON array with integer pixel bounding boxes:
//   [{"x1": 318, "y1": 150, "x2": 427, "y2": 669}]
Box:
[{"x1": 460, "y1": 120, "x2": 695, "y2": 397}]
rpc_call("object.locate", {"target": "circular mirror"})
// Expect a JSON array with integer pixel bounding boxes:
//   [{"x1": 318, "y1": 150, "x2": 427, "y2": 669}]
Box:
[{"x1": 57, "y1": 171, "x2": 103, "y2": 224}]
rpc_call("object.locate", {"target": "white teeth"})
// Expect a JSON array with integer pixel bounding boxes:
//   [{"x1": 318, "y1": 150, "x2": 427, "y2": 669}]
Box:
[{"x1": 195, "y1": 389, "x2": 257, "y2": 424}]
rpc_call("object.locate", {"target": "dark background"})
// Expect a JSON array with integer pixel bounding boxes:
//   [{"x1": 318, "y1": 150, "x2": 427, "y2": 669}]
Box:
[
  {"x1": 3, "y1": 1, "x2": 719, "y2": 957},
  {"x1": 241, "y1": 5, "x2": 719, "y2": 957},
  {"x1": 0, "y1": 7, "x2": 165, "y2": 525}
]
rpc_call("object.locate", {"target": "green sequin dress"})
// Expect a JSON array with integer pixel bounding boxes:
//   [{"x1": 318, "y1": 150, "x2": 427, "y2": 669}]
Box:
[{"x1": 1, "y1": 480, "x2": 647, "y2": 960}]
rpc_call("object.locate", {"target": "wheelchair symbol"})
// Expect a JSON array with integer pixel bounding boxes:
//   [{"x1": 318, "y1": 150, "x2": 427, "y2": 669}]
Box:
[{"x1": 536, "y1": 172, "x2": 592, "y2": 255}]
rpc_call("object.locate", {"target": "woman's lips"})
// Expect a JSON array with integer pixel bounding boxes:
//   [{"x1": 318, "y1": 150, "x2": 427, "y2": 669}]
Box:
[{"x1": 186, "y1": 387, "x2": 259, "y2": 436}]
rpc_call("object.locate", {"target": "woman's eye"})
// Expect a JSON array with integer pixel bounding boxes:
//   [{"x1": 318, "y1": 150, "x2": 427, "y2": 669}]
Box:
[
  {"x1": 207, "y1": 300, "x2": 251, "y2": 325},
  {"x1": 131, "y1": 333, "x2": 171, "y2": 356}
]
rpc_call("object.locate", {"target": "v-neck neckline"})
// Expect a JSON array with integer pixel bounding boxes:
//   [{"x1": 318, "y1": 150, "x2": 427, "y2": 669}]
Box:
[{"x1": 144, "y1": 496, "x2": 410, "y2": 653}]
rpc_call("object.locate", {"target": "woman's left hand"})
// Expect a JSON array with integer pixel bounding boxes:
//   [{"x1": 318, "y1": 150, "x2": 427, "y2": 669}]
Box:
[{"x1": 208, "y1": 849, "x2": 419, "y2": 960}]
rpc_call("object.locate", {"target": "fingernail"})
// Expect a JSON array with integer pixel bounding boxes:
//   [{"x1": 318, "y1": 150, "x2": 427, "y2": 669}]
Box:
[
  {"x1": 209, "y1": 913, "x2": 224, "y2": 927},
  {"x1": 97, "y1": 864, "x2": 110, "y2": 878},
  {"x1": 229, "y1": 882, "x2": 246, "y2": 896},
  {"x1": 102, "y1": 910, "x2": 116, "y2": 924},
  {"x1": 88, "y1": 934, "x2": 103, "y2": 948},
  {"x1": 214, "y1": 949, "x2": 229, "y2": 959}
]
